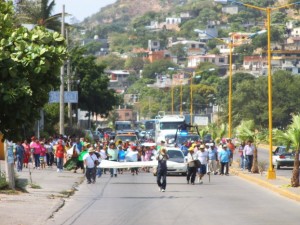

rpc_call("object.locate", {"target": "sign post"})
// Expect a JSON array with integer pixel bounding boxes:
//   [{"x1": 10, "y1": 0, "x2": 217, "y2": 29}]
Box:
[{"x1": 4, "y1": 141, "x2": 15, "y2": 189}]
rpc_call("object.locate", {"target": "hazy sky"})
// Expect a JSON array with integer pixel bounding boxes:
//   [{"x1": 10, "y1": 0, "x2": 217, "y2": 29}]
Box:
[{"x1": 53, "y1": 0, "x2": 117, "y2": 22}]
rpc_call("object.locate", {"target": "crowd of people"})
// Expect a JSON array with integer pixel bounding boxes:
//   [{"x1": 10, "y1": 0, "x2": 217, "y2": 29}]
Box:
[{"x1": 12, "y1": 133, "x2": 256, "y2": 192}]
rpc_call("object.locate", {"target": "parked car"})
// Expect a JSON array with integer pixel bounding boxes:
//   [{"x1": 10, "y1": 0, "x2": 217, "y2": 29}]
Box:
[
  {"x1": 272, "y1": 146, "x2": 295, "y2": 169},
  {"x1": 153, "y1": 147, "x2": 187, "y2": 176}
]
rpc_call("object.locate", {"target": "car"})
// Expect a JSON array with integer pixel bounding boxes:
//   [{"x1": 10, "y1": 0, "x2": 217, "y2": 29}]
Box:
[
  {"x1": 114, "y1": 132, "x2": 139, "y2": 143},
  {"x1": 153, "y1": 147, "x2": 187, "y2": 176},
  {"x1": 272, "y1": 146, "x2": 295, "y2": 169}
]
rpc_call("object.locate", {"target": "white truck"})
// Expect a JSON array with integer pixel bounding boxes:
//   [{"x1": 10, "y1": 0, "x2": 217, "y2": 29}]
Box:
[{"x1": 155, "y1": 114, "x2": 185, "y2": 144}]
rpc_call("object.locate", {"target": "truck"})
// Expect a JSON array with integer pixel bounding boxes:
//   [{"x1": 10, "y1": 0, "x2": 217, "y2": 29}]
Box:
[{"x1": 154, "y1": 114, "x2": 185, "y2": 143}]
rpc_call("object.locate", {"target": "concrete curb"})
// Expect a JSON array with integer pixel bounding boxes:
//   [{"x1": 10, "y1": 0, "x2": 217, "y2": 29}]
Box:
[{"x1": 231, "y1": 167, "x2": 300, "y2": 203}]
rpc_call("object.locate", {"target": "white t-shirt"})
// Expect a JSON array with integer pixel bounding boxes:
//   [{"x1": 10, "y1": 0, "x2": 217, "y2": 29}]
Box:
[
  {"x1": 196, "y1": 150, "x2": 208, "y2": 165},
  {"x1": 83, "y1": 153, "x2": 98, "y2": 168}
]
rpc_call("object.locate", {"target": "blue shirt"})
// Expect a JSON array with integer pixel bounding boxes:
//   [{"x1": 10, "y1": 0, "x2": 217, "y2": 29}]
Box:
[
  {"x1": 180, "y1": 145, "x2": 189, "y2": 156},
  {"x1": 118, "y1": 150, "x2": 126, "y2": 161},
  {"x1": 208, "y1": 148, "x2": 217, "y2": 160},
  {"x1": 219, "y1": 149, "x2": 230, "y2": 163}
]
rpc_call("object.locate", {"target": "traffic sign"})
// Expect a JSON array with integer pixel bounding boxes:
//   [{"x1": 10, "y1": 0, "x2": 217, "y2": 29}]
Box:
[{"x1": 49, "y1": 91, "x2": 78, "y2": 103}]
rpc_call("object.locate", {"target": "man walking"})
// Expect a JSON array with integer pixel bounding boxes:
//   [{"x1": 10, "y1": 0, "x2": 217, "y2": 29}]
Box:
[
  {"x1": 156, "y1": 148, "x2": 169, "y2": 192},
  {"x1": 83, "y1": 148, "x2": 98, "y2": 184}
]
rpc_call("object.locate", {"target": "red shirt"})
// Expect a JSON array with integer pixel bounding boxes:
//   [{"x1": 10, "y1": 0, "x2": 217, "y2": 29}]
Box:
[{"x1": 56, "y1": 144, "x2": 65, "y2": 158}]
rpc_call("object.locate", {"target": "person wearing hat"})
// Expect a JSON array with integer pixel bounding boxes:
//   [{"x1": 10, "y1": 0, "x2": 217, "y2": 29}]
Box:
[
  {"x1": 186, "y1": 147, "x2": 197, "y2": 185},
  {"x1": 218, "y1": 144, "x2": 231, "y2": 175},
  {"x1": 156, "y1": 148, "x2": 169, "y2": 192},
  {"x1": 207, "y1": 142, "x2": 218, "y2": 175},
  {"x1": 83, "y1": 147, "x2": 98, "y2": 184},
  {"x1": 195, "y1": 144, "x2": 209, "y2": 184}
]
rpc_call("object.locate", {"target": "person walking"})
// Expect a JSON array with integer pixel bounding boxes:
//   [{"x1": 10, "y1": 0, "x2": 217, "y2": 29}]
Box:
[
  {"x1": 83, "y1": 148, "x2": 98, "y2": 184},
  {"x1": 55, "y1": 139, "x2": 65, "y2": 172},
  {"x1": 219, "y1": 144, "x2": 231, "y2": 175},
  {"x1": 156, "y1": 148, "x2": 169, "y2": 192},
  {"x1": 22, "y1": 140, "x2": 30, "y2": 168},
  {"x1": 186, "y1": 148, "x2": 197, "y2": 185},
  {"x1": 15, "y1": 141, "x2": 25, "y2": 172},
  {"x1": 244, "y1": 140, "x2": 254, "y2": 172},
  {"x1": 208, "y1": 143, "x2": 218, "y2": 175},
  {"x1": 195, "y1": 144, "x2": 208, "y2": 184},
  {"x1": 30, "y1": 137, "x2": 41, "y2": 169},
  {"x1": 238, "y1": 141, "x2": 246, "y2": 170},
  {"x1": 107, "y1": 142, "x2": 119, "y2": 177},
  {"x1": 74, "y1": 145, "x2": 88, "y2": 174}
]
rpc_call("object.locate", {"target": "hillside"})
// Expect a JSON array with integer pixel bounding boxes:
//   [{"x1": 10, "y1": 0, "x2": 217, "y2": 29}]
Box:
[{"x1": 82, "y1": 0, "x2": 185, "y2": 28}]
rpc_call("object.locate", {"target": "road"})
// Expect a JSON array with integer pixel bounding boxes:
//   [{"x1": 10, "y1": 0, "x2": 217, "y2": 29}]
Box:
[{"x1": 46, "y1": 172, "x2": 299, "y2": 225}]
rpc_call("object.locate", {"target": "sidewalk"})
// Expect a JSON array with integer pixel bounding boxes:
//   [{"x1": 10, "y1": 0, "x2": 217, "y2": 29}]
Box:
[
  {"x1": 0, "y1": 160, "x2": 84, "y2": 225},
  {"x1": 230, "y1": 161, "x2": 300, "y2": 203}
]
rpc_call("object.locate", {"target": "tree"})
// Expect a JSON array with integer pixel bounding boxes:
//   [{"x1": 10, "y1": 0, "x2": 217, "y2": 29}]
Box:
[
  {"x1": 96, "y1": 54, "x2": 126, "y2": 70},
  {"x1": 273, "y1": 114, "x2": 300, "y2": 187},
  {"x1": 70, "y1": 47, "x2": 120, "y2": 122},
  {"x1": 15, "y1": 0, "x2": 62, "y2": 32},
  {"x1": 142, "y1": 59, "x2": 177, "y2": 80},
  {"x1": 124, "y1": 57, "x2": 144, "y2": 73},
  {"x1": 0, "y1": 1, "x2": 67, "y2": 141}
]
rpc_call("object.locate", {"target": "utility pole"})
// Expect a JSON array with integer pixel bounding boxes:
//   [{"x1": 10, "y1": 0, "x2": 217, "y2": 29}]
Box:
[
  {"x1": 4, "y1": 141, "x2": 15, "y2": 189},
  {"x1": 66, "y1": 29, "x2": 72, "y2": 126},
  {"x1": 59, "y1": 5, "x2": 65, "y2": 135}
]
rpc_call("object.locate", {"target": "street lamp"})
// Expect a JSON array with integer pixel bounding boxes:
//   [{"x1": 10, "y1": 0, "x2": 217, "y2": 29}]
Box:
[
  {"x1": 194, "y1": 28, "x2": 234, "y2": 138},
  {"x1": 215, "y1": 0, "x2": 300, "y2": 180}
]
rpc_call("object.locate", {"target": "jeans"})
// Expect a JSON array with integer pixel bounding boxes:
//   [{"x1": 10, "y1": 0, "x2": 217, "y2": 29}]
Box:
[
  {"x1": 240, "y1": 155, "x2": 245, "y2": 169},
  {"x1": 96, "y1": 167, "x2": 102, "y2": 177},
  {"x1": 56, "y1": 157, "x2": 64, "y2": 170},
  {"x1": 46, "y1": 152, "x2": 54, "y2": 166},
  {"x1": 220, "y1": 162, "x2": 229, "y2": 175},
  {"x1": 34, "y1": 154, "x2": 40, "y2": 168},
  {"x1": 86, "y1": 167, "x2": 96, "y2": 183},
  {"x1": 157, "y1": 168, "x2": 167, "y2": 189},
  {"x1": 16, "y1": 155, "x2": 23, "y2": 171},
  {"x1": 187, "y1": 166, "x2": 197, "y2": 183},
  {"x1": 246, "y1": 155, "x2": 253, "y2": 172}
]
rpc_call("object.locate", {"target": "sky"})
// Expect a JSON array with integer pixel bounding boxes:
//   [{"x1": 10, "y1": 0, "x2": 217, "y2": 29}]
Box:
[{"x1": 53, "y1": 0, "x2": 117, "y2": 22}]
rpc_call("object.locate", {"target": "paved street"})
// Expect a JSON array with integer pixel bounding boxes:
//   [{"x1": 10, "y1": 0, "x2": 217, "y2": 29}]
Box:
[{"x1": 46, "y1": 172, "x2": 300, "y2": 225}]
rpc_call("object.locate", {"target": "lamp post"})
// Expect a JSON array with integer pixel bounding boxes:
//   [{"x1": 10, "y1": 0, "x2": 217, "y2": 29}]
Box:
[
  {"x1": 216, "y1": 0, "x2": 300, "y2": 179},
  {"x1": 194, "y1": 28, "x2": 234, "y2": 138}
]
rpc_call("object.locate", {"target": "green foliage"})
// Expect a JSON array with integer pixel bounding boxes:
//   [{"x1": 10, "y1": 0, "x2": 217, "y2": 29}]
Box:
[
  {"x1": 70, "y1": 47, "x2": 120, "y2": 118},
  {"x1": 124, "y1": 57, "x2": 145, "y2": 73},
  {"x1": 96, "y1": 54, "x2": 126, "y2": 70},
  {"x1": 142, "y1": 59, "x2": 177, "y2": 80},
  {"x1": 0, "y1": 1, "x2": 67, "y2": 141}
]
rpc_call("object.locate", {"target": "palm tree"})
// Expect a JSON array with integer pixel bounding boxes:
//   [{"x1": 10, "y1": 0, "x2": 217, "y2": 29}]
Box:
[
  {"x1": 207, "y1": 123, "x2": 227, "y2": 144},
  {"x1": 236, "y1": 120, "x2": 266, "y2": 173},
  {"x1": 273, "y1": 114, "x2": 300, "y2": 187},
  {"x1": 15, "y1": 0, "x2": 62, "y2": 32}
]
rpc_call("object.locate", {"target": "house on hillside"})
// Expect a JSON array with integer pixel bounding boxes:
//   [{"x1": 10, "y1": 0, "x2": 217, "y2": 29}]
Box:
[
  {"x1": 222, "y1": 5, "x2": 240, "y2": 15},
  {"x1": 196, "y1": 21, "x2": 219, "y2": 42},
  {"x1": 168, "y1": 40, "x2": 206, "y2": 56},
  {"x1": 188, "y1": 54, "x2": 228, "y2": 68},
  {"x1": 106, "y1": 70, "x2": 130, "y2": 92}
]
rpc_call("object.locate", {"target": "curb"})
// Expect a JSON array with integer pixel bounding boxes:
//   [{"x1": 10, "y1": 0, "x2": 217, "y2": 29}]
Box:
[{"x1": 231, "y1": 167, "x2": 300, "y2": 203}]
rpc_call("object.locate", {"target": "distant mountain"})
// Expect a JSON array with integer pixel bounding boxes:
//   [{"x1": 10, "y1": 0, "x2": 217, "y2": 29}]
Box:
[{"x1": 82, "y1": 0, "x2": 186, "y2": 28}]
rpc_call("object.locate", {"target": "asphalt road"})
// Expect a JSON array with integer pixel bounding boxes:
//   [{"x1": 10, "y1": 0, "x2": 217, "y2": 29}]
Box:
[{"x1": 46, "y1": 172, "x2": 299, "y2": 225}]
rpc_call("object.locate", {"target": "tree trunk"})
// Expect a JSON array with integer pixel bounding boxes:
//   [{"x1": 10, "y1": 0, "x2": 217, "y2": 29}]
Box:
[
  {"x1": 291, "y1": 149, "x2": 299, "y2": 187},
  {"x1": 251, "y1": 146, "x2": 259, "y2": 173}
]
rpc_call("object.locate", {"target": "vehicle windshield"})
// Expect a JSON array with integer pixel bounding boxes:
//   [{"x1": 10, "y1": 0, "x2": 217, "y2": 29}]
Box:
[
  {"x1": 160, "y1": 122, "x2": 183, "y2": 130},
  {"x1": 176, "y1": 135, "x2": 200, "y2": 144},
  {"x1": 167, "y1": 150, "x2": 184, "y2": 158},
  {"x1": 115, "y1": 135, "x2": 137, "y2": 142}
]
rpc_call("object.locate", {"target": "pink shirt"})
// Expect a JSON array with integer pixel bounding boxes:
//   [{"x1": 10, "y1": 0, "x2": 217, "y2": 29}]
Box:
[{"x1": 30, "y1": 141, "x2": 41, "y2": 154}]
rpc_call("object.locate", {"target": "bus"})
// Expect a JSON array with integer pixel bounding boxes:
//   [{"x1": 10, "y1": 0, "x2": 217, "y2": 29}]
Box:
[
  {"x1": 155, "y1": 115, "x2": 185, "y2": 143},
  {"x1": 144, "y1": 119, "x2": 157, "y2": 130}
]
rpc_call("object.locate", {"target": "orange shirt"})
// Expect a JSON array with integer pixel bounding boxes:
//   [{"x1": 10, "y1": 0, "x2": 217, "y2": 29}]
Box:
[
  {"x1": 56, "y1": 144, "x2": 65, "y2": 158},
  {"x1": 227, "y1": 142, "x2": 235, "y2": 153}
]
